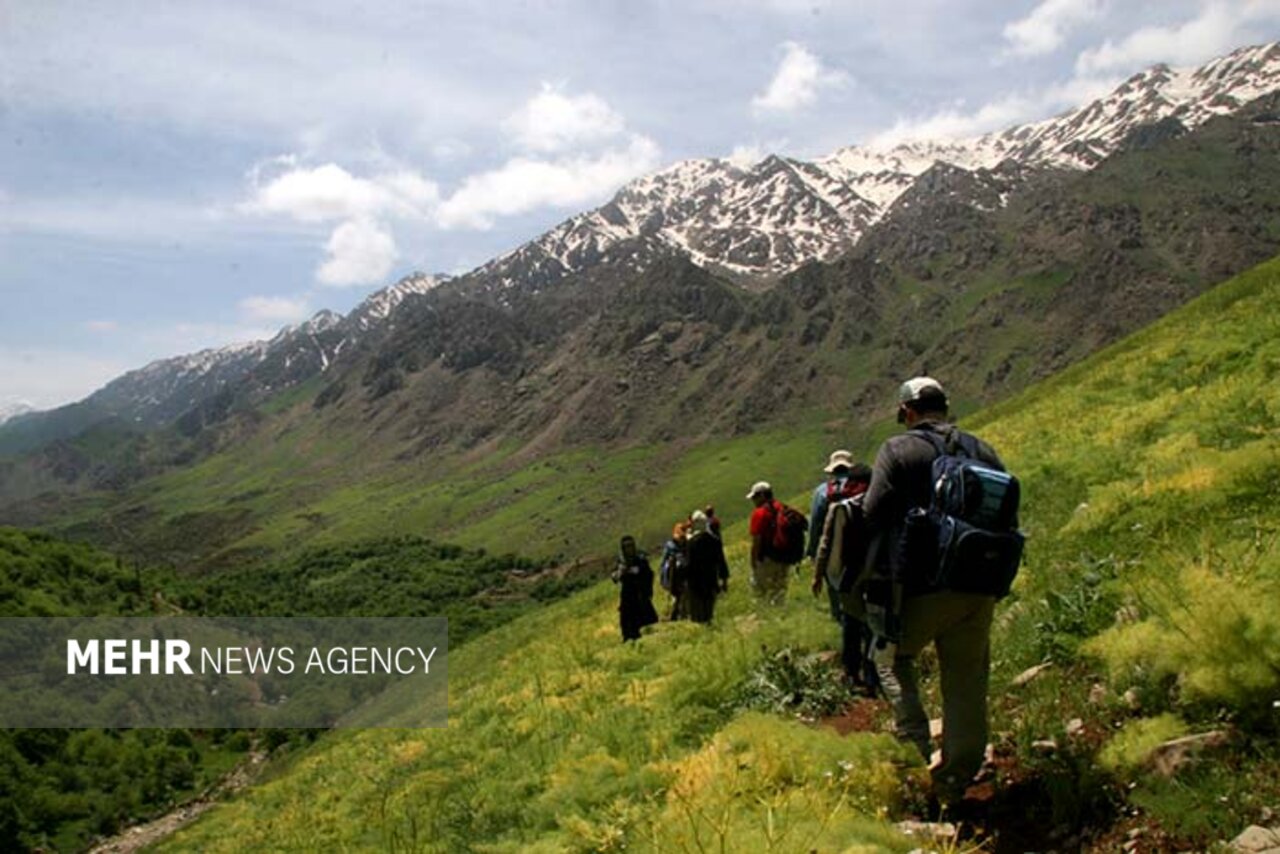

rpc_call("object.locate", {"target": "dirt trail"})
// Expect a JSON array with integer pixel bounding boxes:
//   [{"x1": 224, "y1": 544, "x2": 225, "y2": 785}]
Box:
[{"x1": 88, "y1": 750, "x2": 267, "y2": 854}]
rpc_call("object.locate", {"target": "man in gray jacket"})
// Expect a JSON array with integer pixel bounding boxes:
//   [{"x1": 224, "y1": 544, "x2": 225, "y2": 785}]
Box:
[{"x1": 861, "y1": 376, "x2": 1006, "y2": 807}]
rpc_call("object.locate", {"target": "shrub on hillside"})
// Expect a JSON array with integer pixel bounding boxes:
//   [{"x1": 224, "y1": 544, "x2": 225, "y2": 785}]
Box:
[{"x1": 1086, "y1": 547, "x2": 1280, "y2": 726}]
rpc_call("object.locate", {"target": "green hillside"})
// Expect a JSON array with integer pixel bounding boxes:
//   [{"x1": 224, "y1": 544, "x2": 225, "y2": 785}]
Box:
[
  {"x1": 0, "y1": 530, "x2": 580, "y2": 852},
  {"x1": 0, "y1": 530, "x2": 253, "y2": 852},
  {"x1": 160, "y1": 254, "x2": 1280, "y2": 851}
]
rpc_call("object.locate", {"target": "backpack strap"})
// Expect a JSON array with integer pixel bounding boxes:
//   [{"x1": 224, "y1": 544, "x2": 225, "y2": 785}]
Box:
[
  {"x1": 910, "y1": 425, "x2": 970, "y2": 458},
  {"x1": 910, "y1": 427, "x2": 947, "y2": 458}
]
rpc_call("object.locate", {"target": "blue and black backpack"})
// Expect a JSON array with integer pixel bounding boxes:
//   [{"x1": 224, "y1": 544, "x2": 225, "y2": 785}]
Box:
[{"x1": 898, "y1": 428, "x2": 1024, "y2": 598}]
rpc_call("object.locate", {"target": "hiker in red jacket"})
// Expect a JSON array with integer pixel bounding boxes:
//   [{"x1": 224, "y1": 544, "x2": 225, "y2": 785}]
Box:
[{"x1": 747, "y1": 481, "x2": 790, "y2": 604}]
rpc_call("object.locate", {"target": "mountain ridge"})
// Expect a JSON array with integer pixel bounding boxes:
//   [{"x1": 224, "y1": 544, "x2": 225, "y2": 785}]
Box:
[
  {"x1": 485, "y1": 41, "x2": 1280, "y2": 287},
  {"x1": 9, "y1": 41, "x2": 1280, "y2": 444}
]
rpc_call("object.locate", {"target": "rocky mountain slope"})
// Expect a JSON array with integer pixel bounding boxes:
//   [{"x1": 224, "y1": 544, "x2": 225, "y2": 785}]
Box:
[
  {"x1": 8, "y1": 43, "x2": 1278, "y2": 455},
  {"x1": 0, "y1": 273, "x2": 449, "y2": 456},
  {"x1": 4, "y1": 87, "x2": 1280, "y2": 567},
  {"x1": 5, "y1": 45, "x2": 1280, "y2": 566},
  {"x1": 481, "y1": 42, "x2": 1280, "y2": 286}
]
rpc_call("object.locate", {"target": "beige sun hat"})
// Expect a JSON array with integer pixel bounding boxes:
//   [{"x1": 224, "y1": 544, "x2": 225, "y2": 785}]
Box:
[
  {"x1": 745, "y1": 481, "x2": 772, "y2": 499},
  {"x1": 823, "y1": 449, "x2": 854, "y2": 473}
]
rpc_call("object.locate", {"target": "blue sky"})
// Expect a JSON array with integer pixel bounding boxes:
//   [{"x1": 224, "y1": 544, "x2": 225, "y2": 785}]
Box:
[{"x1": 3, "y1": 0, "x2": 1280, "y2": 409}]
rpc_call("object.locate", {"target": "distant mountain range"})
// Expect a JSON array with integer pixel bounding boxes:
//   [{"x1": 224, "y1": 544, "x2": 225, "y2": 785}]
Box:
[
  {"x1": 481, "y1": 42, "x2": 1280, "y2": 287},
  {"x1": 0, "y1": 273, "x2": 450, "y2": 455},
  {"x1": 0, "y1": 402, "x2": 35, "y2": 427},
  {"x1": 5, "y1": 42, "x2": 1280, "y2": 564},
  {"x1": 9, "y1": 43, "x2": 1278, "y2": 447}
]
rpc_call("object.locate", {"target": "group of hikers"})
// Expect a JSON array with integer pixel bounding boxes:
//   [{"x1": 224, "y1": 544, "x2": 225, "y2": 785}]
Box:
[
  {"x1": 611, "y1": 376, "x2": 1023, "y2": 813},
  {"x1": 611, "y1": 506, "x2": 729, "y2": 640}
]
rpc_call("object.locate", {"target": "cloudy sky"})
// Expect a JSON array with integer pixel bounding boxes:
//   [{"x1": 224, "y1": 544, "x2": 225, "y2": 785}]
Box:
[{"x1": 3, "y1": 0, "x2": 1280, "y2": 409}]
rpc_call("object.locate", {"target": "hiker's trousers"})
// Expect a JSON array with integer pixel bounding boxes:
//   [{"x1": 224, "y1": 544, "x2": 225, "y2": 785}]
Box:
[
  {"x1": 750, "y1": 558, "x2": 789, "y2": 605},
  {"x1": 873, "y1": 591, "x2": 995, "y2": 801}
]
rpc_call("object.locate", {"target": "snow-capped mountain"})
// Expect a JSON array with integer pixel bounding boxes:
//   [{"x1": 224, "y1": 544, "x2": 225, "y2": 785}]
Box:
[
  {"x1": 347, "y1": 272, "x2": 450, "y2": 331},
  {"x1": 480, "y1": 42, "x2": 1280, "y2": 285},
  {"x1": 73, "y1": 273, "x2": 451, "y2": 427},
  {"x1": 9, "y1": 43, "x2": 1279, "y2": 445},
  {"x1": 0, "y1": 401, "x2": 36, "y2": 427}
]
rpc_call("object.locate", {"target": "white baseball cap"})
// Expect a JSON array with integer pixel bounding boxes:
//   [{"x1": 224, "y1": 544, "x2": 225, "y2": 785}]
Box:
[{"x1": 898, "y1": 376, "x2": 948, "y2": 406}]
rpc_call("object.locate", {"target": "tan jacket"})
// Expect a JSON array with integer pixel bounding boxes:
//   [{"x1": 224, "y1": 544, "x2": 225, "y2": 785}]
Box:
[{"x1": 813, "y1": 496, "x2": 868, "y2": 619}]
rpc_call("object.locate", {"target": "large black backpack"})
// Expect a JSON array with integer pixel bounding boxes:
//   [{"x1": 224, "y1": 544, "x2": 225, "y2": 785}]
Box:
[{"x1": 898, "y1": 428, "x2": 1024, "y2": 598}]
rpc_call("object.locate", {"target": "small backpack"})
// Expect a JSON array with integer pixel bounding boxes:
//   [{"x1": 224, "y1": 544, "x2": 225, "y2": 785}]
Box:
[
  {"x1": 823, "y1": 494, "x2": 869, "y2": 593},
  {"x1": 899, "y1": 428, "x2": 1024, "y2": 598},
  {"x1": 826, "y1": 476, "x2": 867, "y2": 503},
  {"x1": 659, "y1": 540, "x2": 689, "y2": 592},
  {"x1": 769, "y1": 501, "x2": 808, "y2": 565}
]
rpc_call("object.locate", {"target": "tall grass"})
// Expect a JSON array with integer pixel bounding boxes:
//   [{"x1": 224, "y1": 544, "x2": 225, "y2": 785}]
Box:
[{"x1": 169, "y1": 254, "x2": 1280, "y2": 850}]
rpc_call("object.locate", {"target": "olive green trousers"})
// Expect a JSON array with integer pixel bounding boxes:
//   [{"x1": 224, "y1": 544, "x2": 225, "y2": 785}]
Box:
[
  {"x1": 872, "y1": 591, "x2": 996, "y2": 801},
  {"x1": 750, "y1": 558, "x2": 790, "y2": 605}
]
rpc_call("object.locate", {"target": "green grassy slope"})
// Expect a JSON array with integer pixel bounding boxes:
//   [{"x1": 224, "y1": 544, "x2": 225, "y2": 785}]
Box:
[
  {"x1": 0, "y1": 530, "x2": 589, "y2": 852},
  {"x1": 52, "y1": 413, "x2": 871, "y2": 570},
  {"x1": 163, "y1": 255, "x2": 1280, "y2": 851},
  {"x1": 0, "y1": 530, "x2": 253, "y2": 852}
]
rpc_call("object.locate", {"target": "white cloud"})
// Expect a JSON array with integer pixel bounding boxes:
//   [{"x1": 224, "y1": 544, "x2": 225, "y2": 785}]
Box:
[
  {"x1": 435, "y1": 135, "x2": 662, "y2": 229},
  {"x1": 236, "y1": 83, "x2": 658, "y2": 273},
  {"x1": 870, "y1": 75, "x2": 1118, "y2": 145},
  {"x1": 503, "y1": 84, "x2": 626, "y2": 153},
  {"x1": 726, "y1": 143, "x2": 768, "y2": 167},
  {"x1": 0, "y1": 348, "x2": 132, "y2": 410},
  {"x1": 751, "y1": 42, "x2": 850, "y2": 115},
  {"x1": 1003, "y1": 0, "x2": 1104, "y2": 57},
  {"x1": 872, "y1": 95, "x2": 1038, "y2": 145},
  {"x1": 1075, "y1": 1, "x2": 1280, "y2": 75},
  {"x1": 895, "y1": 1, "x2": 1280, "y2": 149},
  {"x1": 724, "y1": 138, "x2": 790, "y2": 167},
  {"x1": 237, "y1": 295, "x2": 312, "y2": 324},
  {"x1": 239, "y1": 163, "x2": 439, "y2": 224},
  {"x1": 430, "y1": 139, "x2": 473, "y2": 161},
  {"x1": 240, "y1": 162, "x2": 438, "y2": 286},
  {"x1": 316, "y1": 218, "x2": 399, "y2": 287},
  {"x1": 83, "y1": 320, "x2": 119, "y2": 333}
]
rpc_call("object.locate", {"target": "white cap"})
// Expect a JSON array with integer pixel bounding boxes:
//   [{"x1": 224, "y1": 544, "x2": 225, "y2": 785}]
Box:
[
  {"x1": 745, "y1": 481, "x2": 772, "y2": 499},
  {"x1": 898, "y1": 376, "x2": 948, "y2": 407}
]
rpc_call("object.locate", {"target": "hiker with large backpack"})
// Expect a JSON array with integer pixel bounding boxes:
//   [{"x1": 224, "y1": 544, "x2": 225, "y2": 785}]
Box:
[
  {"x1": 807, "y1": 451, "x2": 870, "y2": 617},
  {"x1": 861, "y1": 377, "x2": 1023, "y2": 810},
  {"x1": 747, "y1": 481, "x2": 807, "y2": 605},
  {"x1": 684, "y1": 510, "x2": 729, "y2": 623},
  {"x1": 612, "y1": 535, "x2": 660, "y2": 642},
  {"x1": 809, "y1": 456, "x2": 877, "y2": 693}
]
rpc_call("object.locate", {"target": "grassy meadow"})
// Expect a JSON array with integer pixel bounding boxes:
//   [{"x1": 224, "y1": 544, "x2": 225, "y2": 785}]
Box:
[{"x1": 156, "y1": 254, "x2": 1280, "y2": 851}]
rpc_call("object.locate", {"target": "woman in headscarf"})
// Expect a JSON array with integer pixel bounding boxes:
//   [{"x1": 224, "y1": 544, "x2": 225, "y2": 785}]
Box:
[
  {"x1": 612, "y1": 535, "x2": 659, "y2": 641},
  {"x1": 684, "y1": 511, "x2": 730, "y2": 624}
]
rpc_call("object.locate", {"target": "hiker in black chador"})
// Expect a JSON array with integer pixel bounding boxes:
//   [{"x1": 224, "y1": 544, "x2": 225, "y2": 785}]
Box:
[
  {"x1": 684, "y1": 510, "x2": 729, "y2": 623},
  {"x1": 612, "y1": 535, "x2": 659, "y2": 641}
]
